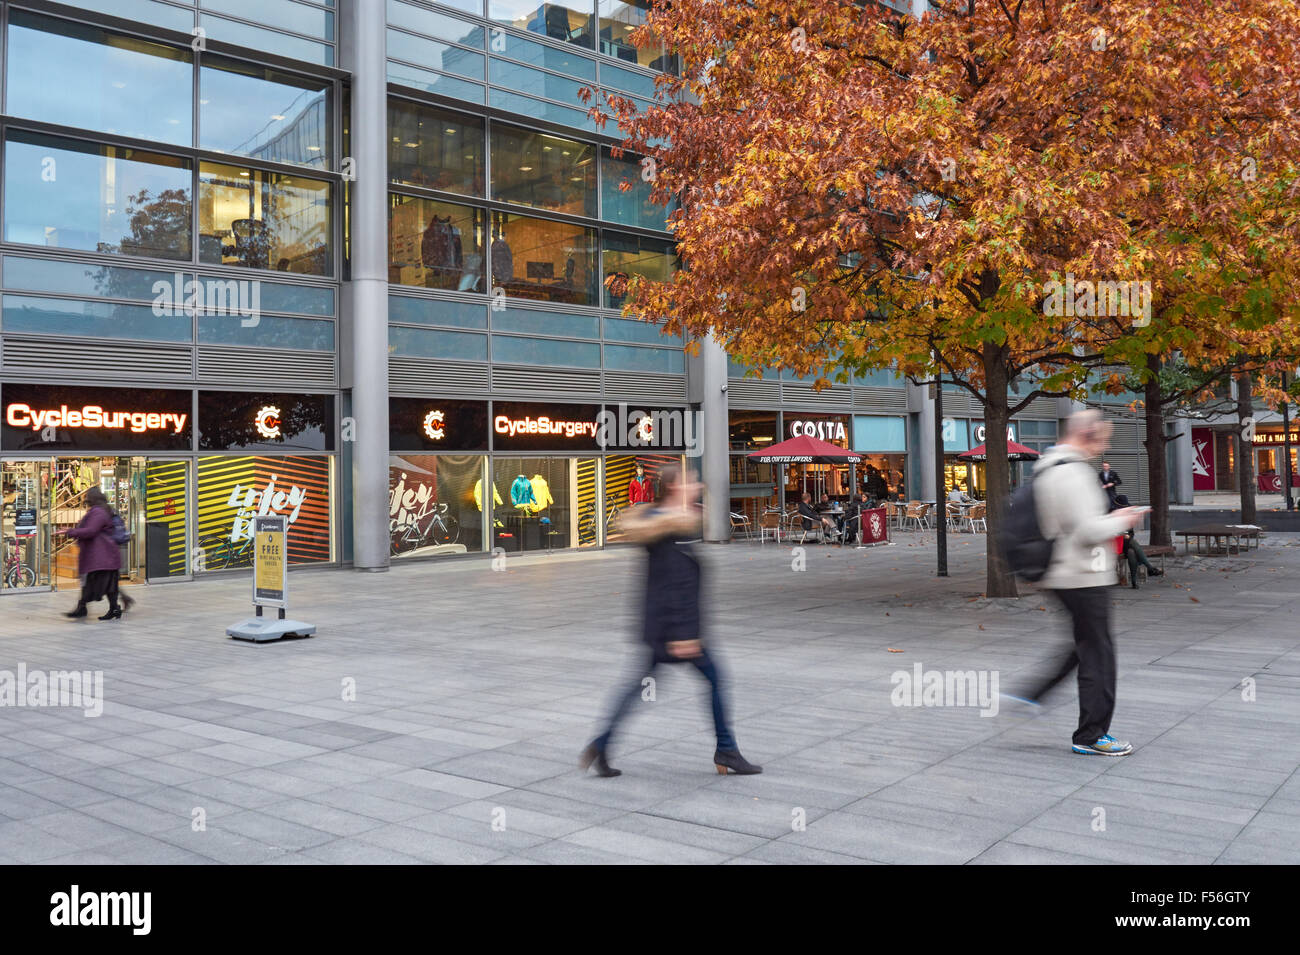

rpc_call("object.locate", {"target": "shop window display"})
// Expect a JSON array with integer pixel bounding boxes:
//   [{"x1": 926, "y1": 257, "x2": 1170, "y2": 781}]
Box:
[
  {"x1": 388, "y1": 454, "x2": 486, "y2": 558},
  {"x1": 492, "y1": 456, "x2": 597, "y2": 551},
  {"x1": 196, "y1": 455, "x2": 331, "y2": 570}
]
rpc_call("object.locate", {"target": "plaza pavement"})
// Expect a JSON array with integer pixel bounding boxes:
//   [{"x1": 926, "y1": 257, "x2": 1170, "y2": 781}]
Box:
[{"x1": 0, "y1": 527, "x2": 1298, "y2": 865}]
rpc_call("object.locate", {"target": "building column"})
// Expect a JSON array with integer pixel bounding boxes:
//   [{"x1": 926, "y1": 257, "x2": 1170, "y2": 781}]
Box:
[
  {"x1": 912, "y1": 379, "x2": 936, "y2": 500},
  {"x1": 699, "y1": 332, "x2": 730, "y2": 542},
  {"x1": 1171, "y1": 421, "x2": 1195, "y2": 504},
  {"x1": 342, "y1": 0, "x2": 390, "y2": 571}
]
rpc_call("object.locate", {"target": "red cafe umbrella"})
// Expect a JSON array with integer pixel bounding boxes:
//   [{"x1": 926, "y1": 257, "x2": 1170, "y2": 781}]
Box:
[
  {"x1": 747, "y1": 434, "x2": 862, "y2": 464},
  {"x1": 959, "y1": 440, "x2": 1040, "y2": 462}
]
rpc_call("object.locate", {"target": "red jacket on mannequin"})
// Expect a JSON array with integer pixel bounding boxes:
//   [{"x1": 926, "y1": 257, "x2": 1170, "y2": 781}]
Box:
[{"x1": 628, "y1": 472, "x2": 654, "y2": 504}]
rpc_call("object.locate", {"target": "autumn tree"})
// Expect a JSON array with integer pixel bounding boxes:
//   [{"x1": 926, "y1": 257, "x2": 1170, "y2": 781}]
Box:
[{"x1": 591, "y1": 0, "x2": 1300, "y2": 596}]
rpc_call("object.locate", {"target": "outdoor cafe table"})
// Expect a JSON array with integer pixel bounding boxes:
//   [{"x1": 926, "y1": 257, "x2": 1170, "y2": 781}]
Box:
[{"x1": 1174, "y1": 523, "x2": 1262, "y2": 555}]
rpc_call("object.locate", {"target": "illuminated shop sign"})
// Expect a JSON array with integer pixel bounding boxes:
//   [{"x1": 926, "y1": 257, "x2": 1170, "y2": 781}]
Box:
[
  {"x1": 198, "y1": 392, "x2": 333, "y2": 452},
  {"x1": 492, "y1": 402, "x2": 603, "y2": 451},
  {"x1": 973, "y1": 422, "x2": 1017, "y2": 443},
  {"x1": 1252, "y1": 430, "x2": 1299, "y2": 446},
  {"x1": 1, "y1": 384, "x2": 192, "y2": 452},
  {"x1": 254, "y1": 406, "x2": 282, "y2": 439},
  {"x1": 5, "y1": 404, "x2": 187, "y2": 434},
  {"x1": 389, "y1": 398, "x2": 489, "y2": 451},
  {"x1": 423, "y1": 409, "x2": 446, "y2": 441},
  {"x1": 787, "y1": 417, "x2": 848, "y2": 443},
  {"x1": 494, "y1": 415, "x2": 599, "y2": 439}
]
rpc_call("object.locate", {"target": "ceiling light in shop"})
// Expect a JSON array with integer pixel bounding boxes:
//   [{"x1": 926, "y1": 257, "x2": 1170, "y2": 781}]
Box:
[
  {"x1": 445, "y1": 128, "x2": 457, "y2": 134},
  {"x1": 519, "y1": 166, "x2": 533, "y2": 172}
]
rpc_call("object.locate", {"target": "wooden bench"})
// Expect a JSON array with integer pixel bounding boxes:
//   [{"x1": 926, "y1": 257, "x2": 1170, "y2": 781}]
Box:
[
  {"x1": 1175, "y1": 524, "x2": 1261, "y2": 555},
  {"x1": 1117, "y1": 543, "x2": 1174, "y2": 585}
]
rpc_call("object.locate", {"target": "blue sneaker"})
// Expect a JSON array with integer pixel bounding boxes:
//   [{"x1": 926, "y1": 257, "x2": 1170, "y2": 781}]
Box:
[{"x1": 1072, "y1": 735, "x2": 1132, "y2": 756}]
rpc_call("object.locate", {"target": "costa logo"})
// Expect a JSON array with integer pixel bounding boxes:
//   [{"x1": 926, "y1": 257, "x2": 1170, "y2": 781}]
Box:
[
  {"x1": 254, "y1": 405, "x2": 282, "y2": 440},
  {"x1": 423, "y1": 409, "x2": 446, "y2": 441},
  {"x1": 788, "y1": 419, "x2": 847, "y2": 442}
]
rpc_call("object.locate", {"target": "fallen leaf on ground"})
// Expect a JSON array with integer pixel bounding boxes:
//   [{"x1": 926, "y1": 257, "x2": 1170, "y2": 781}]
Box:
[{"x1": 887, "y1": 648, "x2": 903, "y2": 653}]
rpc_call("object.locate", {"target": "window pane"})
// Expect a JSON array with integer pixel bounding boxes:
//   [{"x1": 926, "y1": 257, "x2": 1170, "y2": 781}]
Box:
[
  {"x1": 199, "y1": 14, "x2": 334, "y2": 66},
  {"x1": 490, "y1": 212, "x2": 597, "y2": 305},
  {"x1": 496, "y1": 31, "x2": 595, "y2": 79},
  {"x1": 387, "y1": 1, "x2": 484, "y2": 47},
  {"x1": 601, "y1": 62, "x2": 657, "y2": 98},
  {"x1": 598, "y1": 0, "x2": 659, "y2": 68},
  {"x1": 388, "y1": 194, "x2": 487, "y2": 291},
  {"x1": 198, "y1": 313, "x2": 334, "y2": 350},
  {"x1": 493, "y1": 307, "x2": 598, "y2": 338},
  {"x1": 203, "y1": 0, "x2": 334, "y2": 41},
  {"x1": 201, "y1": 58, "x2": 332, "y2": 169},
  {"x1": 490, "y1": 125, "x2": 595, "y2": 217},
  {"x1": 602, "y1": 232, "x2": 673, "y2": 307},
  {"x1": 4, "y1": 132, "x2": 193, "y2": 261},
  {"x1": 492, "y1": 334, "x2": 600, "y2": 367},
  {"x1": 2, "y1": 256, "x2": 181, "y2": 303},
  {"x1": 64, "y1": 0, "x2": 193, "y2": 32},
  {"x1": 389, "y1": 100, "x2": 484, "y2": 196},
  {"x1": 7, "y1": 12, "x2": 193, "y2": 146},
  {"x1": 604, "y1": 315, "x2": 679, "y2": 344},
  {"x1": 389, "y1": 295, "x2": 487, "y2": 328},
  {"x1": 603, "y1": 343, "x2": 683, "y2": 373},
  {"x1": 199, "y1": 162, "x2": 332, "y2": 275},
  {"x1": 489, "y1": 59, "x2": 586, "y2": 106},
  {"x1": 490, "y1": 1, "x2": 594, "y2": 49},
  {"x1": 387, "y1": 63, "x2": 486, "y2": 104},
  {"x1": 387, "y1": 29, "x2": 486, "y2": 80},
  {"x1": 601, "y1": 148, "x2": 669, "y2": 229},
  {"x1": 488, "y1": 88, "x2": 594, "y2": 132},
  {"x1": 389, "y1": 325, "x2": 488, "y2": 360},
  {"x1": 2, "y1": 294, "x2": 192, "y2": 342},
  {"x1": 255, "y1": 281, "x2": 335, "y2": 316}
]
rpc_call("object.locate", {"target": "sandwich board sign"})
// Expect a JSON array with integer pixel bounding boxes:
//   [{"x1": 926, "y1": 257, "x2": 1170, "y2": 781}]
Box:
[{"x1": 227, "y1": 515, "x2": 316, "y2": 643}]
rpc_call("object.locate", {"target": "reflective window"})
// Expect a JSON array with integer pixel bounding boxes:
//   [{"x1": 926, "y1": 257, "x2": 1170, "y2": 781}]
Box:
[
  {"x1": 199, "y1": 162, "x2": 332, "y2": 275},
  {"x1": 389, "y1": 325, "x2": 489, "y2": 361},
  {"x1": 389, "y1": 101, "x2": 484, "y2": 196},
  {"x1": 388, "y1": 63, "x2": 486, "y2": 104},
  {"x1": 602, "y1": 233, "x2": 674, "y2": 308},
  {"x1": 6, "y1": 12, "x2": 193, "y2": 146},
  {"x1": 200, "y1": 58, "x2": 332, "y2": 169},
  {"x1": 604, "y1": 316, "x2": 680, "y2": 344},
  {"x1": 388, "y1": 195, "x2": 487, "y2": 291},
  {"x1": 2, "y1": 256, "x2": 181, "y2": 303},
  {"x1": 387, "y1": 1, "x2": 485, "y2": 47},
  {"x1": 491, "y1": 1, "x2": 594, "y2": 49},
  {"x1": 601, "y1": 62, "x2": 657, "y2": 98},
  {"x1": 387, "y1": 29, "x2": 486, "y2": 80},
  {"x1": 489, "y1": 211, "x2": 597, "y2": 306},
  {"x1": 491, "y1": 125, "x2": 595, "y2": 217},
  {"x1": 199, "y1": 14, "x2": 334, "y2": 67},
  {"x1": 425, "y1": 0, "x2": 483, "y2": 14},
  {"x1": 601, "y1": 148, "x2": 668, "y2": 230},
  {"x1": 198, "y1": 313, "x2": 334, "y2": 350},
  {"x1": 495, "y1": 31, "x2": 596, "y2": 79},
  {"x1": 492, "y1": 307, "x2": 598, "y2": 339},
  {"x1": 389, "y1": 454, "x2": 488, "y2": 557},
  {"x1": 489, "y1": 59, "x2": 587, "y2": 105},
  {"x1": 203, "y1": 0, "x2": 334, "y2": 40},
  {"x1": 603, "y1": 343, "x2": 683, "y2": 373},
  {"x1": 389, "y1": 295, "x2": 488, "y2": 329},
  {"x1": 1, "y1": 294, "x2": 192, "y2": 342},
  {"x1": 492, "y1": 335, "x2": 600, "y2": 367},
  {"x1": 488, "y1": 88, "x2": 595, "y2": 132},
  {"x1": 598, "y1": 1, "x2": 660, "y2": 68},
  {"x1": 4, "y1": 131, "x2": 192, "y2": 261}
]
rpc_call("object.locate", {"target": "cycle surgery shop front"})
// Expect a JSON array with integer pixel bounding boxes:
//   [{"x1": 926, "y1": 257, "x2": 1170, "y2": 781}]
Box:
[
  {"x1": 0, "y1": 382, "x2": 337, "y2": 594},
  {"x1": 388, "y1": 398, "x2": 691, "y2": 558}
]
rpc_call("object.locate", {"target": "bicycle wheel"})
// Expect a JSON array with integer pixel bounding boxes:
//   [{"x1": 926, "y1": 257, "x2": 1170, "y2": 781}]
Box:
[
  {"x1": 7, "y1": 564, "x2": 36, "y2": 588},
  {"x1": 434, "y1": 514, "x2": 459, "y2": 545}
]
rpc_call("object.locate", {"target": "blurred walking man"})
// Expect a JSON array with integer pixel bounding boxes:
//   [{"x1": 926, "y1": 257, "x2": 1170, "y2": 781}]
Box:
[
  {"x1": 581, "y1": 464, "x2": 761, "y2": 777},
  {"x1": 1017, "y1": 410, "x2": 1145, "y2": 755}
]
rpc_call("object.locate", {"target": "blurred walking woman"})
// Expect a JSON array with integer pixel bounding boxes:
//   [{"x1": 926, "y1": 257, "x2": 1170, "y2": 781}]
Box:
[
  {"x1": 581, "y1": 464, "x2": 760, "y2": 778},
  {"x1": 57, "y1": 487, "x2": 132, "y2": 621}
]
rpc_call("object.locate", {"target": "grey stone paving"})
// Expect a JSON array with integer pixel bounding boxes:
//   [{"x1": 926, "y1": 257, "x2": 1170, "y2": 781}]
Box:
[{"x1": 1, "y1": 529, "x2": 1298, "y2": 864}]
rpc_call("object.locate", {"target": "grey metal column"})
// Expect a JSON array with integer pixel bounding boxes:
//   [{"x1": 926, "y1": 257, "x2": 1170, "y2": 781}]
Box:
[
  {"x1": 700, "y1": 332, "x2": 730, "y2": 542},
  {"x1": 342, "y1": 0, "x2": 390, "y2": 571},
  {"x1": 1171, "y1": 421, "x2": 1194, "y2": 505},
  {"x1": 912, "y1": 379, "x2": 937, "y2": 500}
]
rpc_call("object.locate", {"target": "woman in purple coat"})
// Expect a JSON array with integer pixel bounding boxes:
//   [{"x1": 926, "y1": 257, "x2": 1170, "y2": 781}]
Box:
[{"x1": 58, "y1": 487, "x2": 133, "y2": 620}]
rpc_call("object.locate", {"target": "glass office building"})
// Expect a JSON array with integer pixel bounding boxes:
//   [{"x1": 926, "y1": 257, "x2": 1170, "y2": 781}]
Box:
[{"x1": 0, "y1": 0, "x2": 1154, "y2": 594}]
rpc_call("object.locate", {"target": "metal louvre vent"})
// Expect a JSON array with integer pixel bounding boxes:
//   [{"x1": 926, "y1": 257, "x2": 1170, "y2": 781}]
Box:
[
  {"x1": 603, "y1": 371, "x2": 687, "y2": 402},
  {"x1": 2, "y1": 336, "x2": 193, "y2": 380},
  {"x1": 852, "y1": 387, "x2": 909, "y2": 413},
  {"x1": 946, "y1": 392, "x2": 985, "y2": 417},
  {"x1": 1108, "y1": 420, "x2": 1147, "y2": 451},
  {"x1": 491, "y1": 365, "x2": 601, "y2": 397},
  {"x1": 389, "y1": 357, "x2": 490, "y2": 394},
  {"x1": 725, "y1": 378, "x2": 781, "y2": 406},
  {"x1": 1016, "y1": 395, "x2": 1062, "y2": 419},
  {"x1": 780, "y1": 383, "x2": 852, "y2": 409},
  {"x1": 198, "y1": 347, "x2": 336, "y2": 388}
]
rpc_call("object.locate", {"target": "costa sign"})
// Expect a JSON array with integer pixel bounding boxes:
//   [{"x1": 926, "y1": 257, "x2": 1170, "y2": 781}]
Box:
[
  {"x1": 788, "y1": 418, "x2": 847, "y2": 442},
  {"x1": 6, "y1": 403, "x2": 188, "y2": 434},
  {"x1": 973, "y1": 423, "x2": 1016, "y2": 443}
]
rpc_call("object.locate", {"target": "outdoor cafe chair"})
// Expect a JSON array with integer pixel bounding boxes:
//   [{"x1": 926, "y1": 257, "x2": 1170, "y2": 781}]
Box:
[
  {"x1": 967, "y1": 503, "x2": 987, "y2": 533},
  {"x1": 759, "y1": 511, "x2": 783, "y2": 544},
  {"x1": 730, "y1": 511, "x2": 753, "y2": 540}
]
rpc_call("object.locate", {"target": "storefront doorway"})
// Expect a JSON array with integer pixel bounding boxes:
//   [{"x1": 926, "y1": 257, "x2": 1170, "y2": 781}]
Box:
[
  {"x1": 51, "y1": 457, "x2": 148, "y2": 588},
  {"x1": 2, "y1": 459, "x2": 51, "y2": 590}
]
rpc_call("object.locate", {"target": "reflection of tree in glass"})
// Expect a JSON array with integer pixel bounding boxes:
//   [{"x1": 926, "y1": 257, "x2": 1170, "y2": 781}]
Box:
[
  {"x1": 109, "y1": 188, "x2": 192, "y2": 261},
  {"x1": 200, "y1": 394, "x2": 328, "y2": 449}
]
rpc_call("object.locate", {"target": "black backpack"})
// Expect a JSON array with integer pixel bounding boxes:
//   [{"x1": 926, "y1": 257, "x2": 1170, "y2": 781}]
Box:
[{"x1": 1000, "y1": 460, "x2": 1066, "y2": 582}]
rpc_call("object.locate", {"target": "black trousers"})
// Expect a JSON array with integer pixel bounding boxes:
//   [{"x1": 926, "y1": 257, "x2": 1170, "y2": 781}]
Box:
[
  {"x1": 79, "y1": 569, "x2": 119, "y2": 611},
  {"x1": 1028, "y1": 586, "x2": 1117, "y2": 746}
]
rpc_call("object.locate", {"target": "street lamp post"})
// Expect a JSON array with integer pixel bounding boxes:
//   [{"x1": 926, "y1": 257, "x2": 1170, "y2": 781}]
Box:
[
  {"x1": 934, "y1": 375, "x2": 948, "y2": 576},
  {"x1": 1283, "y1": 371, "x2": 1295, "y2": 512}
]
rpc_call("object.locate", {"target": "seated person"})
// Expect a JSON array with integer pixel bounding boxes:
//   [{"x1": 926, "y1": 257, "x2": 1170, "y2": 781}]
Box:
[
  {"x1": 1121, "y1": 528, "x2": 1163, "y2": 588},
  {"x1": 947, "y1": 488, "x2": 972, "y2": 504},
  {"x1": 842, "y1": 493, "x2": 868, "y2": 543},
  {"x1": 797, "y1": 492, "x2": 838, "y2": 539}
]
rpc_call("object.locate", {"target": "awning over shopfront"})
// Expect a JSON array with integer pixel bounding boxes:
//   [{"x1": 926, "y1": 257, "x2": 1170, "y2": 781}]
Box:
[{"x1": 959, "y1": 441, "x2": 1040, "y2": 462}]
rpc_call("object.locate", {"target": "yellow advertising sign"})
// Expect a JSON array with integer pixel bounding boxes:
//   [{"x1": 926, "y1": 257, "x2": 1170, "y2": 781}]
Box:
[{"x1": 253, "y1": 515, "x2": 286, "y2": 608}]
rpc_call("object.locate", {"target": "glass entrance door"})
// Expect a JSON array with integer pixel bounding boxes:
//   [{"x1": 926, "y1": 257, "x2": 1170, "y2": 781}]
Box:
[
  {"x1": 1, "y1": 459, "x2": 52, "y2": 590},
  {"x1": 52, "y1": 457, "x2": 148, "y2": 588}
]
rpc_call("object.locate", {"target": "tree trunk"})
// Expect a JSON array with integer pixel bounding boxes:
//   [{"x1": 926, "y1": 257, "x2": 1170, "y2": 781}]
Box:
[
  {"x1": 982, "y1": 341, "x2": 1018, "y2": 598},
  {"x1": 1238, "y1": 369, "x2": 1257, "y2": 524},
  {"x1": 1144, "y1": 353, "x2": 1171, "y2": 546}
]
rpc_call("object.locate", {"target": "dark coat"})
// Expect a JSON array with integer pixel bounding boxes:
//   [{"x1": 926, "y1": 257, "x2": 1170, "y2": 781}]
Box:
[
  {"x1": 640, "y1": 521, "x2": 703, "y2": 663},
  {"x1": 65, "y1": 505, "x2": 122, "y2": 575}
]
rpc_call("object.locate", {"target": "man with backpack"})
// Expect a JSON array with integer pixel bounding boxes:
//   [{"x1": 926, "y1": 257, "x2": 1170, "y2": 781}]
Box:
[{"x1": 1006, "y1": 410, "x2": 1144, "y2": 756}]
